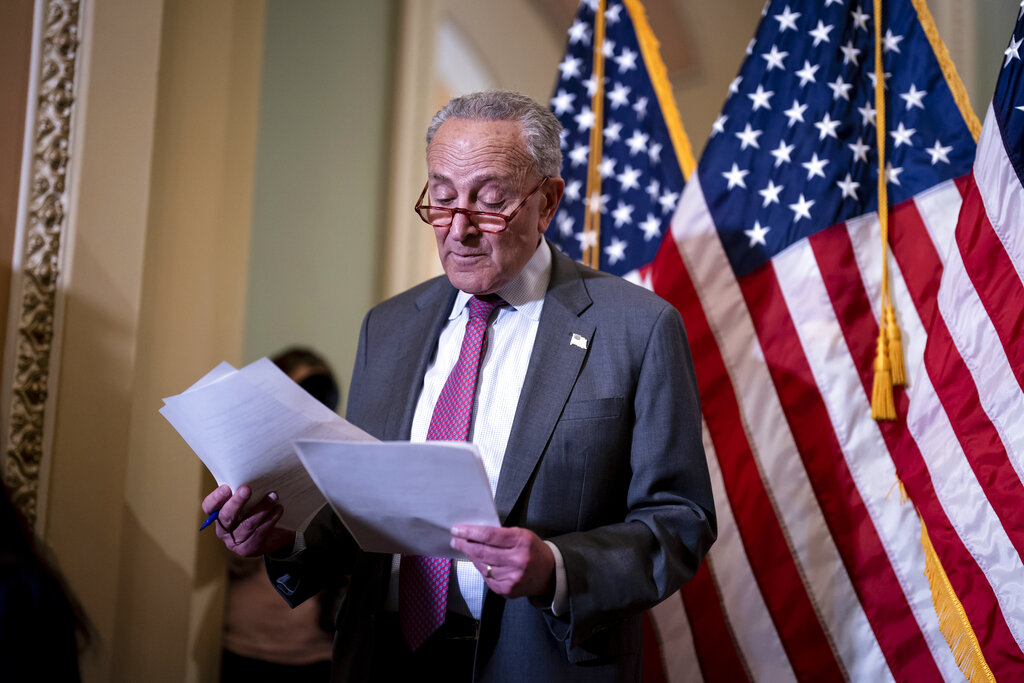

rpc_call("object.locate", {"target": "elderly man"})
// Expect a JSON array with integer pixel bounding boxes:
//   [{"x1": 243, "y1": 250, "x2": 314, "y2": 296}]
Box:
[{"x1": 203, "y1": 90, "x2": 715, "y2": 682}]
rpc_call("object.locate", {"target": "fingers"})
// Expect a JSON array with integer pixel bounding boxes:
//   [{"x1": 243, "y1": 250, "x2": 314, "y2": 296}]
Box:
[
  {"x1": 214, "y1": 485, "x2": 252, "y2": 530},
  {"x1": 201, "y1": 484, "x2": 233, "y2": 515},
  {"x1": 202, "y1": 485, "x2": 291, "y2": 557},
  {"x1": 450, "y1": 526, "x2": 555, "y2": 599}
]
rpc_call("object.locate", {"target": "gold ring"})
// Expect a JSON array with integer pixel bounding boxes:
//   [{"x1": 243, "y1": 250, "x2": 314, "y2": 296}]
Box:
[{"x1": 485, "y1": 564, "x2": 493, "y2": 579}]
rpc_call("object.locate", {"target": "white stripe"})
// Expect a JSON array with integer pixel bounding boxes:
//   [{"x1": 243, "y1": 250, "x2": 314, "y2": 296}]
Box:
[
  {"x1": 649, "y1": 597, "x2": 702, "y2": 683},
  {"x1": 699, "y1": 421, "x2": 795, "y2": 682},
  {"x1": 975, "y1": 105, "x2": 1024, "y2": 288},
  {"x1": 669, "y1": 176, "x2": 886, "y2": 678}
]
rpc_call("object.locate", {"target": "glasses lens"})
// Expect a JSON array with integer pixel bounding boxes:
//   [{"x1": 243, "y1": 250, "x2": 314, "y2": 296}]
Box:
[
  {"x1": 420, "y1": 207, "x2": 453, "y2": 227},
  {"x1": 473, "y1": 214, "x2": 506, "y2": 232}
]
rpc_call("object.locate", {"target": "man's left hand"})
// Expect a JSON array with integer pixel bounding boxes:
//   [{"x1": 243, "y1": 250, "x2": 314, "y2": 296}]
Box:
[{"x1": 450, "y1": 525, "x2": 554, "y2": 599}]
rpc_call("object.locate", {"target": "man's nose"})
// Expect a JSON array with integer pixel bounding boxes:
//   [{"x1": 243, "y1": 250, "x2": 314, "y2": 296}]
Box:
[{"x1": 448, "y1": 210, "x2": 479, "y2": 240}]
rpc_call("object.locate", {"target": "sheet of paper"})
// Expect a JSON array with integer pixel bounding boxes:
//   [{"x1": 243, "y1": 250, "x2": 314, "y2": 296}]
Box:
[
  {"x1": 160, "y1": 359, "x2": 374, "y2": 530},
  {"x1": 294, "y1": 439, "x2": 500, "y2": 559}
]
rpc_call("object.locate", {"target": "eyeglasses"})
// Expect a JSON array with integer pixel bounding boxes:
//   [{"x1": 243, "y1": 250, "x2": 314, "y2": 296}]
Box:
[{"x1": 414, "y1": 177, "x2": 549, "y2": 233}]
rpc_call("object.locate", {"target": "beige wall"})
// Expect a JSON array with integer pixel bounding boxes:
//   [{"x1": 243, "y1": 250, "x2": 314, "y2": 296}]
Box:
[{"x1": 41, "y1": 0, "x2": 265, "y2": 680}]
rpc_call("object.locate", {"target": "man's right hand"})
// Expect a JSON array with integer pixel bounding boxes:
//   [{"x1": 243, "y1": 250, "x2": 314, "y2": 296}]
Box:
[{"x1": 202, "y1": 484, "x2": 295, "y2": 557}]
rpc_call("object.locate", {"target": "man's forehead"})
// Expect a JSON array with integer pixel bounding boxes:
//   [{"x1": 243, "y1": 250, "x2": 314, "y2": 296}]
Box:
[{"x1": 427, "y1": 118, "x2": 531, "y2": 183}]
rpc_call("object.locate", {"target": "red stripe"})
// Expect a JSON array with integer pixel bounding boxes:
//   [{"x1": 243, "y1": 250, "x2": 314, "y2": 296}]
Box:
[
  {"x1": 738, "y1": 261, "x2": 943, "y2": 681},
  {"x1": 679, "y1": 562, "x2": 749, "y2": 683},
  {"x1": 651, "y1": 237, "x2": 845, "y2": 683},
  {"x1": 811, "y1": 215, "x2": 1024, "y2": 675},
  {"x1": 956, "y1": 172, "x2": 1024, "y2": 394}
]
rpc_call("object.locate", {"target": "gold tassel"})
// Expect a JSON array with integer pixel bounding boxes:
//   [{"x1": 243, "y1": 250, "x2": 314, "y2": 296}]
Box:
[
  {"x1": 885, "y1": 303, "x2": 906, "y2": 386},
  {"x1": 871, "y1": 327, "x2": 896, "y2": 420}
]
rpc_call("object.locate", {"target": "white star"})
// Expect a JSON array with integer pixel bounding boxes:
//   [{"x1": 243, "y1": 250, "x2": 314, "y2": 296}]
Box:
[
  {"x1": 611, "y1": 201, "x2": 634, "y2": 227},
  {"x1": 771, "y1": 140, "x2": 795, "y2": 167},
  {"x1": 575, "y1": 229, "x2": 598, "y2": 251},
  {"x1": 586, "y1": 191, "x2": 610, "y2": 213},
  {"x1": 886, "y1": 163, "x2": 903, "y2": 186},
  {"x1": 646, "y1": 178, "x2": 660, "y2": 200},
  {"x1": 604, "y1": 237, "x2": 628, "y2": 265},
  {"x1": 568, "y1": 19, "x2": 591, "y2": 45},
  {"x1": 758, "y1": 179, "x2": 784, "y2": 207},
  {"x1": 569, "y1": 143, "x2": 589, "y2": 167},
  {"x1": 762, "y1": 44, "x2": 789, "y2": 71},
  {"x1": 617, "y1": 165, "x2": 642, "y2": 191},
  {"x1": 608, "y1": 82, "x2": 631, "y2": 109},
  {"x1": 648, "y1": 142, "x2": 662, "y2": 164},
  {"x1": 639, "y1": 213, "x2": 661, "y2": 241},
  {"x1": 729, "y1": 76, "x2": 743, "y2": 94},
  {"x1": 658, "y1": 190, "x2": 679, "y2": 214},
  {"x1": 602, "y1": 39, "x2": 616, "y2": 59},
  {"x1": 858, "y1": 101, "x2": 877, "y2": 127},
  {"x1": 837, "y1": 173, "x2": 860, "y2": 199},
  {"x1": 867, "y1": 71, "x2": 891, "y2": 90},
  {"x1": 599, "y1": 157, "x2": 617, "y2": 179},
  {"x1": 926, "y1": 139, "x2": 953, "y2": 164},
  {"x1": 796, "y1": 60, "x2": 819, "y2": 86},
  {"x1": 559, "y1": 128, "x2": 569, "y2": 149},
  {"x1": 565, "y1": 179, "x2": 583, "y2": 202},
  {"x1": 802, "y1": 153, "x2": 829, "y2": 180},
  {"x1": 581, "y1": 0, "x2": 598, "y2": 11},
  {"x1": 746, "y1": 37, "x2": 756, "y2": 55},
  {"x1": 722, "y1": 163, "x2": 749, "y2": 189},
  {"x1": 556, "y1": 211, "x2": 574, "y2": 237},
  {"x1": 814, "y1": 112, "x2": 841, "y2": 140},
  {"x1": 625, "y1": 129, "x2": 650, "y2": 155},
  {"x1": 745, "y1": 220, "x2": 770, "y2": 247},
  {"x1": 849, "y1": 137, "x2": 870, "y2": 163},
  {"x1": 1005, "y1": 35, "x2": 1023, "y2": 68},
  {"x1": 1017, "y1": 105, "x2": 1024, "y2": 113},
  {"x1": 851, "y1": 5, "x2": 869, "y2": 31},
  {"x1": 784, "y1": 100, "x2": 807, "y2": 126},
  {"x1": 775, "y1": 5, "x2": 801, "y2": 32},
  {"x1": 828, "y1": 75, "x2": 853, "y2": 101},
  {"x1": 883, "y1": 29, "x2": 904, "y2": 54},
  {"x1": 605, "y1": 3, "x2": 623, "y2": 24},
  {"x1": 735, "y1": 123, "x2": 763, "y2": 150},
  {"x1": 575, "y1": 106, "x2": 596, "y2": 132},
  {"x1": 551, "y1": 89, "x2": 576, "y2": 115},
  {"x1": 840, "y1": 41, "x2": 862, "y2": 66},
  {"x1": 604, "y1": 120, "x2": 623, "y2": 143},
  {"x1": 559, "y1": 55, "x2": 583, "y2": 80},
  {"x1": 748, "y1": 84, "x2": 774, "y2": 111},
  {"x1": 583, "y1": 73, "x2": 602, "y2": 97},
  {"x1": 789, "y1": 194, "x2": 815, "y2": 222},
  {"x1": 900, "y1": 84, "x2": 927, "y2": 110},
  {"x1": 825, "y1": 0, "x2": 842, "y2": 6},
  {"x1": 890, "y1": 121, "x2": 916, "y2": 147},
  {"x1": 632, "y1": 96, "x2": 649, "y2": 120},
  {"x1": 615, "y1": 47, "x2": 639, "y2": 72},
  {"x1": 711, "y1": 114, "x2": 728, "y2": 137},
  {"x1": 809, "y1": 20, "x2": 833, "y2": 46}
]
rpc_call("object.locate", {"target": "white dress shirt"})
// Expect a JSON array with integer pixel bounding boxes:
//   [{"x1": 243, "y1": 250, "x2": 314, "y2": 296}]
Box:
[{"x1": 386, "y1": 241, "x2": 554, "y2": 619}]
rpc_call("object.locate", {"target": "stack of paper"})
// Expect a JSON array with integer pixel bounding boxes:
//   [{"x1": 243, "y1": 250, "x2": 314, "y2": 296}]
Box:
[{"x1": 161, "y1": 359, "x2": 500, "y2": 557}]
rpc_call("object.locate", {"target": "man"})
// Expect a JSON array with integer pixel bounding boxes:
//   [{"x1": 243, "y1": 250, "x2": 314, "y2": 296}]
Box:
[{"x1": 203, "y1": 90, "x2": 715, "y2": 682}]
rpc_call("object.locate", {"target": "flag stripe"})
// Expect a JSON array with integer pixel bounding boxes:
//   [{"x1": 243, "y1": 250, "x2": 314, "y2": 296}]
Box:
[
  {"x1": 658, "y1": 182, "x2": 847, "y2": 681},
  {"x1": 956, "y1": 173, "x2": 1024, "y2": 397},
  {"x1": 649, "y1": 587, "x2": 704, "y2": 683},
  {"x1": 679, "y1": 563, "x2": 750, "y2": 683},
  {"x1": 743, "y1": 245, "x2": 945, "y2": 681},
  {"x1": 811, "y1": 197, "x2": 1024, "y2": 673}
]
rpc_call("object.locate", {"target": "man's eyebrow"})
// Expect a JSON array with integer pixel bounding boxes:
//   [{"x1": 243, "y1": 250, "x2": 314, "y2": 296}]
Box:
[{"x1": 427, "y1": 172, "x2": 514, "y2": 186}]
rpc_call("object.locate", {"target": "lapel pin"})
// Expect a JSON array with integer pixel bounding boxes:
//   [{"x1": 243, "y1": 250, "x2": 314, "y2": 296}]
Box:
[{"x1": 570, "y1": 333, "x2": 588, "y2": 350}]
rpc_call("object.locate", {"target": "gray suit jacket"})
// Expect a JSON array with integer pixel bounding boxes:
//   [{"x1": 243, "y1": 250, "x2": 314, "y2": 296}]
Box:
[{"x1": 267, "y1": 243, "x2": 716, "y2": 682}]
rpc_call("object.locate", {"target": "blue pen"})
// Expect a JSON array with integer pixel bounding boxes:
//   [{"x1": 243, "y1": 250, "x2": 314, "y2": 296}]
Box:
[{"x1": 199, "y1": 509, "x2": 220, "y2": 531}]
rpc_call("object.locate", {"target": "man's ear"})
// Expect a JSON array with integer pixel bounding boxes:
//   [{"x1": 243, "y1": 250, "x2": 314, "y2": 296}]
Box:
[{"x1": 537, "y1": 177, "x2": 565, "y2": 232}]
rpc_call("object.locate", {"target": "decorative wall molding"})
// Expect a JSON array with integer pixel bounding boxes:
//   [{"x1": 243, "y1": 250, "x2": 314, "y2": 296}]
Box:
[{"x1": 2, "y1": 0, "x2": 82, "y2": 526}]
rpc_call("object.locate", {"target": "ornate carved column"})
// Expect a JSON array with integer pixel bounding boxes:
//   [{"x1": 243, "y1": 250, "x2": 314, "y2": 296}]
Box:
[{"x1": 2, "y1": 0, "x2": 83, "y2": 526}]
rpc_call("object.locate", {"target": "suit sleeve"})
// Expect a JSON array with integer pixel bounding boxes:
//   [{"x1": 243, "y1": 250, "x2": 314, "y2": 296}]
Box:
[{"x1": 546, "y1": 304, "x2": 716, "y2": 651}]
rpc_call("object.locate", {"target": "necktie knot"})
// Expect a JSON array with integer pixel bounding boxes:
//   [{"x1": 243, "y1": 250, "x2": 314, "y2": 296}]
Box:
[{"x1": 467, "y1": 294, "x2": 505, "y2": 321}]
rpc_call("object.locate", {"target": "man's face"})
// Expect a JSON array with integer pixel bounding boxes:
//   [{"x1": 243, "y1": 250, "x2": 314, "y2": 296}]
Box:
[{"x1": 426, "y1": 118, "x2": 562, "y2": 295}]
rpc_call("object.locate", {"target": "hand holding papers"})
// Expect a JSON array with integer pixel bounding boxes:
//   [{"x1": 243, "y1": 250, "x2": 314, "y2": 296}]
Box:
[
  {"x1": 294, "y1": 440, "x2": 499, "y2": 559},
  {"x1": 162, "y1": 359, "x2": 500, "y2": 556},
  {"x1": 160, "y1": 358, "x2": 375, "y2": 530}
]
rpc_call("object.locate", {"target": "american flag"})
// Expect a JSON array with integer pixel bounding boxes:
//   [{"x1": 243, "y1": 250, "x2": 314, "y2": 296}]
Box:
[{"x1": 547, "y1": 0, "x2": 1024, "y2": 680}]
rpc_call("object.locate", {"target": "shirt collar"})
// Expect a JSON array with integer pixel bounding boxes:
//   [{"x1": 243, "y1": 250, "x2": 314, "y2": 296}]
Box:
[{"x1": 449, "y1": 240, "x2": 551, "y2": 322}]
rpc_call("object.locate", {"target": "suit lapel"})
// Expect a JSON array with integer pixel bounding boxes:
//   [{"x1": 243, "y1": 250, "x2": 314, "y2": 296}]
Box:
[
  {"x1": 383, "y1": 279, "x2": 457, "y2": 440},
  {"x1": 494, "y1": 247, "x2": 594, "y2": 523}
]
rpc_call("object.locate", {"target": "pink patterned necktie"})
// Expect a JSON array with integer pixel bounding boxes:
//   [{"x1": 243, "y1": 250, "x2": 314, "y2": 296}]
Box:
[{"x1": 399, "y1": 294, "x2": 504, "y2": 651}]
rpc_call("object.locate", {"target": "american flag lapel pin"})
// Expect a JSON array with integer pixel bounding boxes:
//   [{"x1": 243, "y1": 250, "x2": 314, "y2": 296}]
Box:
[{"x1": 570, "y1": 333, "x2": 588, "y2": 350}]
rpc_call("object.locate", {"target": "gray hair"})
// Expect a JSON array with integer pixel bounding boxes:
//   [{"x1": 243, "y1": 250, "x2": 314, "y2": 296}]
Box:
[{"x1": 425, "y1": 90, "x2": 563, "y2": 178}]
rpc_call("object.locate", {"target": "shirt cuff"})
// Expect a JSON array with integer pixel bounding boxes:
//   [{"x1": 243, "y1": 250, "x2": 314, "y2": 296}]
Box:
[{"x1": 544, "y1": 540, "x2": 568, "y2": 616}]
